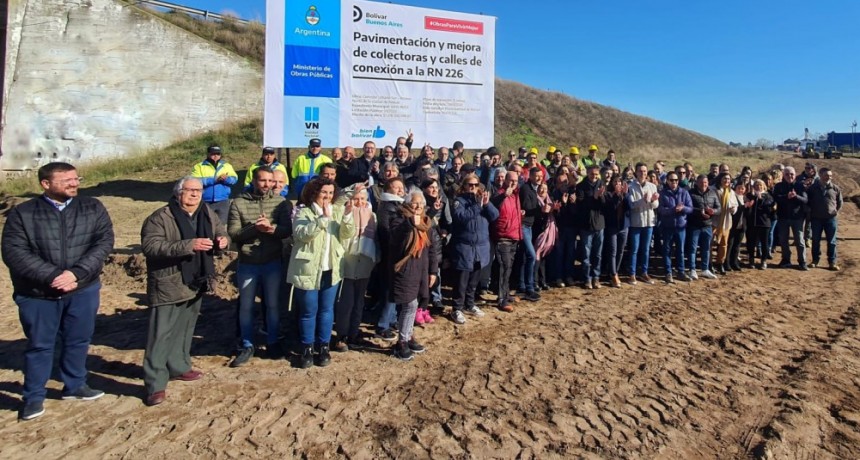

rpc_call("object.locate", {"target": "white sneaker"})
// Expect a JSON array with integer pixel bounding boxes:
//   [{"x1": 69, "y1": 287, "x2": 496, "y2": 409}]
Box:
[
  {"x1": 463, "y1": 306, "x2": 485, "y2": 317},
  {"x1": 700, "y1": 270, "x2": 717, "y2": 279},
  {"x1": 451, "y1": 310, "x2": 466, "y2": 324},
  {"x1": 689, "y1": 270, "x2": 699, "y2": 281}
]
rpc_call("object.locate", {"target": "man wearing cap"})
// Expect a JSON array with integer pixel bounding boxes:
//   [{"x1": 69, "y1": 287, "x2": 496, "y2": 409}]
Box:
[
  {"x1": 541, "y1": 146, "x2": 556, "y2": 168},
  {"x1": 291, "y1": 138, "x2": 332, "y2": 198},
  {"x1": 244, "y1": 147, "x2": 289, "y2": 194},
  {"x1": 523, "y1": 148, "x2": 548, "y2": 182},
  {"x1": 583, "y1": 145, "x2": 601, "y2": 168},
  {"x1": 191, "y1": 145, "x2": 238, "y2": 223},
  {"x1": 570, "y1": 147, "x2": 586, "y2": 181}
]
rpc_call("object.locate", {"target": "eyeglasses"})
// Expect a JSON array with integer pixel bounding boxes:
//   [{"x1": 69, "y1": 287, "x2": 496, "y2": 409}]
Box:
[
  {"x1": 181, "y1": 188, "x2": 203, "y2": 194},
  {"x1": 466, "y1": 182, "x2": 480, "y2": 187},
  {"x1": 667, "y1": 178, "x2": 679, "y2": 182},
  {"x1": 678, "y1": 170, "x2": 686, "y2": 174},
  {"x1": 49, "y1": 177, "x2": 84, "y2": 185}
]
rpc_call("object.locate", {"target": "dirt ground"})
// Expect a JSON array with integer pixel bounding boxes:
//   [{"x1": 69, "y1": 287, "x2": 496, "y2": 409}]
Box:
[{"x1": 2, "y1": 155, "x2": 860, "y2": 458}]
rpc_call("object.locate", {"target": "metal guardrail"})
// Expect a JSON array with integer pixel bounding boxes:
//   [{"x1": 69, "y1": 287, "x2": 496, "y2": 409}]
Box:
[{"x1": 135, "y1": 0, "x2": 255, "y2": 25}]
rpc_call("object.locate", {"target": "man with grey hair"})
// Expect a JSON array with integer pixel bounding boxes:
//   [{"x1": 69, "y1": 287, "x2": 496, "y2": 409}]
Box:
[
  {"x1": 807, "y1": 167, "x2": 843, "y2": 270},
  {"x1": 773, "y1": 166, "x2": 809, "y2": 270},
  {"x1": 140, "y1": 176, "x2": 229, "y2": 406}
]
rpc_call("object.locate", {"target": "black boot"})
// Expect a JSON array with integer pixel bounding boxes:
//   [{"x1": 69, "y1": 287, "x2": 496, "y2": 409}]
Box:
[
  {"x1": 299, "y1": 345, "x2": 314, "y2": 369},
  {"x1": 393, "y1": 341, "x2": 414, "y2": 361},
  {"x1": 316, "y1": 344, "x2": 331, "y2": 367}
]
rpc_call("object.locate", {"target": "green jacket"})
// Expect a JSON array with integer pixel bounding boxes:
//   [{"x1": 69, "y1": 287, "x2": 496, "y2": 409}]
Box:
[
  {"x1": 287, "y1": 204, "x2": 356, "y2": 290},
  {"x1": 140, "y1": 205, "x2": 228, "y2": 307},
  {"x1": 227, "y1": 191, "x2": 292, "y2": 265}
]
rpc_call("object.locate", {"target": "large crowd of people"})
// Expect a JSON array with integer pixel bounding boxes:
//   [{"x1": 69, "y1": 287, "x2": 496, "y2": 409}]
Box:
[{"x1": 2, "y1": 135, "x2": 845, "y2": 419}]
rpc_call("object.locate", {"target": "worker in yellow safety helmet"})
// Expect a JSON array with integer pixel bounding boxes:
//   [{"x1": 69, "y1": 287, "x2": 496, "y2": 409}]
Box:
[
  {"x1": 569, "y1": 146, "x2": 586, "y2": 182},
  {"x1": 582, "y1": 144, "x2": 600, "y2": 168},
  {"x1": 541, "y1": 145, "x2": 556, "y2": 167}
]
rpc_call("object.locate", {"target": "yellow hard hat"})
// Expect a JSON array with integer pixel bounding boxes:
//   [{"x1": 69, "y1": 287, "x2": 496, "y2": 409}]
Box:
[
  {"x1": 570, "y1": 146, "x2": 580, "y2": 155},
  {"x1": 548, "y1": 145, "x2": 557, "y2": 153},
  {"x1": 588, "y1": 144, "x2": 599, "y2": 152},
  {"x1": 529, "y1": 147, "x2": 538, "y2": 154}
]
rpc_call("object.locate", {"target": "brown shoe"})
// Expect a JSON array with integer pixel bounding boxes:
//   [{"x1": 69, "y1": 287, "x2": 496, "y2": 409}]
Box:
[
  {"x1": 331, "y1": 339, "x2": 349, "y2": 353},
  {"x1": 583, "y1": 280, "x2": 593, "y2": 290},
  {"x1": 830, "y1": 264, "x2": 841, "y2": 271},
  {"x1": 170, "y1": 369, "x2": 203, "y2": 382},
  {"x1": 509, "y1": 294, "x2": 521, "y2": 303},
  {"x1": 499, "y1": 304, "x2": 514, "y2": 313},
  {"x1": 628, "y1": 275, "x2": 638, "y2": 286},
  {"x1": 637, "y1": 274, "x2": 655, "y2": 285},
  {"x1": 611, "y1": 275, "x2": 621, "y2": 288},
  {"x1": 593, "y1": 280, "x2": 602, "y2": 290},
  {"x1": 146, "y1": 390, "x2": 166, "y2": 406}
]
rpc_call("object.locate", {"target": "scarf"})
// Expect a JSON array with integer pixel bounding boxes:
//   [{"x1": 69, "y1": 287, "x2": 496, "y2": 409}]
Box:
[
  {"x1": 715, "y1": 187, "x2": 732, "y2": 239},
  {"x1": 168, "y1": 197, "x2": 215, "y2": 292},
  {"x1": 393, "y1": 203, "x2": 432, "y2": 272},
  {"x1": 534, "y1": 194, "x2": 558, "y2": 261}
]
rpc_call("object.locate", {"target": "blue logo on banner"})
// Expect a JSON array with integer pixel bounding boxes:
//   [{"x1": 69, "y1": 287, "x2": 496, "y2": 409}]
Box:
[
  {"x1": 372, "y1": 126, "x2": 386, "y2": 138},
  {"x1": 305, "y1": 107, "x2": 320, "y2": 129},
  {"x1": 286, "y1": 0, "x2": 340, "y2": 48},
  {"x1": 284, "y1": 45, "x2": 339, "y2": 97}
]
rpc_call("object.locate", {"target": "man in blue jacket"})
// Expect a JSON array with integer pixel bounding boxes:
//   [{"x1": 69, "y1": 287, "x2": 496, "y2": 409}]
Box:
[
  {"x1": 657, "y1": 172, "x2": 693, "y2": 283},
  {"x1": 2, "y1": 162, "x2": 115, "y2": 421},
  {"x1": 191, "y1": 145, "x2": 238, "y2": 222}
]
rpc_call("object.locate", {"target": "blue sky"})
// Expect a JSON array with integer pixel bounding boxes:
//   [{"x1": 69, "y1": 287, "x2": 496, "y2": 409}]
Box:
[{"x1": 174, "y1": 0, "x2": 859, "y2": 144}]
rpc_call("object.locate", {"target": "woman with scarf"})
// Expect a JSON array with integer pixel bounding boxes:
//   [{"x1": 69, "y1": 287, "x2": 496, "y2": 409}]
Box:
[
  {"x1": 288, "y1": 177, "x2": 356, "y2": 369},
  {"x1": 712, "y1": 173, "x2": 741, "y2": 274},
  {"x1": 141, "y1": 177, "x2": 229, "y2": 406},
  {"x1": 448, "y1": 174, "x2": 499, "y2": 325},
  {"x1": 421, "y1": 177, "x2": 451, "y2": 323},
  {"x1": 332, "y1": 185, "x2": 377, "y2": 352},
  {"x1": 726, "y1": 181, "x2": 747, "y2": 271},
  {"x1": 534, "y1": 182, "x2": 558, "y2": 291},
  {"x1": 388, "y1": 190, "x2": 442, "y2": 360}
]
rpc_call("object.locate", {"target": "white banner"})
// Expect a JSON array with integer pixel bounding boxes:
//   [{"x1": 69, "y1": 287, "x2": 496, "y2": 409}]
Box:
[{"x1": 264, "y1": 0, "x2": 495, "y2": 149}]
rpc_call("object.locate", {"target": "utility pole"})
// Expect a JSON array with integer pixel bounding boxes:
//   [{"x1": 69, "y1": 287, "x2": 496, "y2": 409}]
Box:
[{"x1": 852, "y1": 120, "x2": 857, "y2": 155}]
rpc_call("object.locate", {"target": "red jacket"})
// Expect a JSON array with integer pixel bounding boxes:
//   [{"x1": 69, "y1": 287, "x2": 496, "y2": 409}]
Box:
[{"x1": 490, "y1": 190, "x2": 523, "y2": 241}]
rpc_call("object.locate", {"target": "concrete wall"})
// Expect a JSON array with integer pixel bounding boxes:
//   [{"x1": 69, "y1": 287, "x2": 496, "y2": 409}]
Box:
[{"x1": 1, "y1": 0, "x2": 263, "y2": 171}]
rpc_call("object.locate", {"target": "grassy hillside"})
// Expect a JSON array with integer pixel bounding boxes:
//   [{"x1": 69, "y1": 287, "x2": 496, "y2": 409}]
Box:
[{"x1": 140, "y1": 6, "x2": 726, "y2": 156}]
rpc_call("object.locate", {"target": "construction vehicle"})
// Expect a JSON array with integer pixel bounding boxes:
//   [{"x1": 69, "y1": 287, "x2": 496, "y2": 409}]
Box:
[{"x1": 824, "y1": 145, "x2": 842, "y2": 159}]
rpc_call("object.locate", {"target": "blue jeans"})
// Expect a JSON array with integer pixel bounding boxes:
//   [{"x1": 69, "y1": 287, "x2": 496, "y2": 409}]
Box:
[
  {"x1": 811, "y1": 217, "x2": 838, "y2": 264},
  {"x1": 686, "y1": 226, "x2": 713, "y2": 271},
  {"x1": 15, "y1": 282, "x2": 101, "y2": 403},
  {"x1": 376, "y1": 286, "x2": 397, "y2": 330},
  {"x1": 627, "y1": 227, "x2": 654, "y2": 276},
  {"x1": 777, "y1": 218, "x2": 807, "y2": 265},
  {"x1": 237, "y1": 261, "x2": 282, "y2": 348},
  {"x1": 430, "y1": 268, "x2": 443, "y2": 303},
  {"x1": 602, "y1": 228, "x2": 628, "y2": 276},
  {"x1": 553, "y1": 227, "x2": 577, "y2": 281},
  {"x1": 579, "y1": 228, "x2": 604, "y2": 282},
  {"x1": 297, "y1": 270, "x2": 340, "y2": 346},
  {"x1": 767, "y1": 218, "x2": 778, "y2": 255},
  {"x1": 661, "y1": 227, "x2": 686, "y2": 273},
  {"x1": 518, "y1": 225, "x2": 536, "y2": 292}
]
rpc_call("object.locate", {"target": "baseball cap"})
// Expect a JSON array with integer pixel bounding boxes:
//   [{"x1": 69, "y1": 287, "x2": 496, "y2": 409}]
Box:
[
  {"x1": 309, "y1": 138, "x2": 322, "y2": 148},
  {"x1": 207, "y1": 145, "x2": 222, "y2": 155},
  {"x1": 261, "y1": 146, "x2": 275, "y2": 155}
]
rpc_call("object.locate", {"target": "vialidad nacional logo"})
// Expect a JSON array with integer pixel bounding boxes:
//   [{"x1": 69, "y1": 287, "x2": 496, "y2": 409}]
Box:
[{"x1": 306, "y1": 6, "x2": 320, "y2": 26}]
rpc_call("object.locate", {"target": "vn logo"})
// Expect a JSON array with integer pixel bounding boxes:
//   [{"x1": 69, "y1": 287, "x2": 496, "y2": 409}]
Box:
[
  {"x1": 304, "y1": 107, "x2": 320, "y2": 129},
  {"x1": 372, "y1": 125, "x2": 386, "y2": 138}
]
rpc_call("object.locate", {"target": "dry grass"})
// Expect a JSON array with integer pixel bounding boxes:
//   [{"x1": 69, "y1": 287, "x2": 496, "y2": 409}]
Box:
[
  {"x1": 1, "y1": 120, "x2": 264, "y2": 198},
  {"x1": 133, "y1": 2, "x2": 265, "y2": 64}
]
